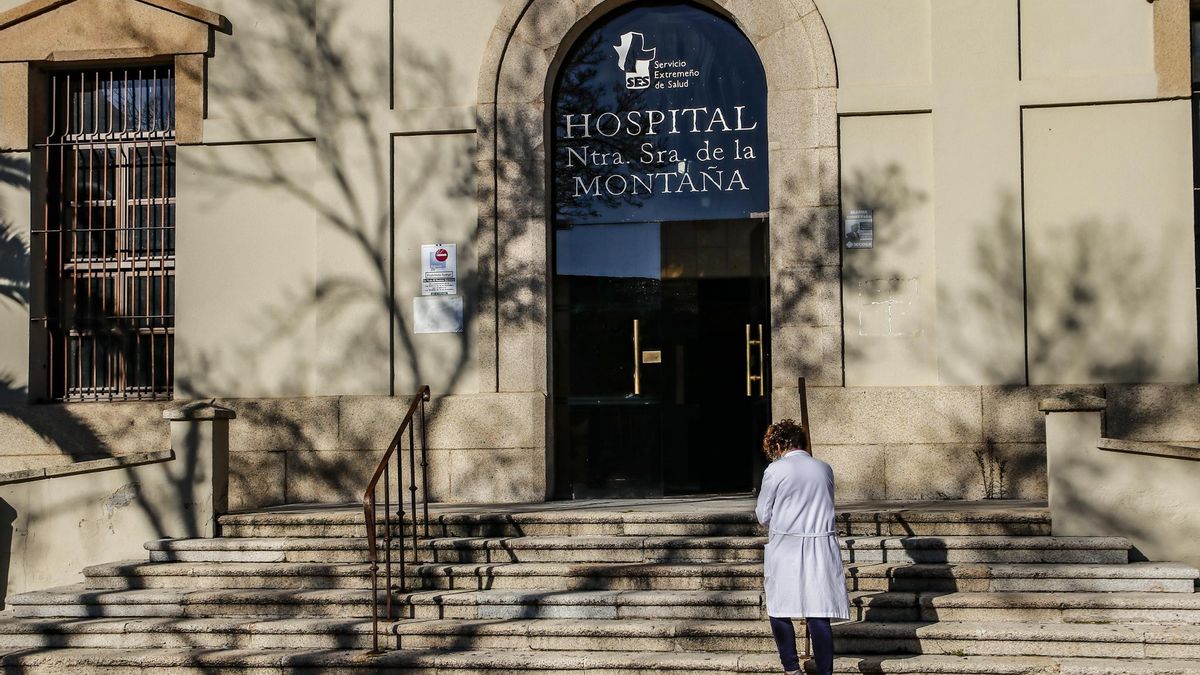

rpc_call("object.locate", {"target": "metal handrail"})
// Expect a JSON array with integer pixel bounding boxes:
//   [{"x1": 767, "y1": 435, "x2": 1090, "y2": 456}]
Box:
[{"x1": 362, "y1": 385, "x2": 431, "y2": 654}]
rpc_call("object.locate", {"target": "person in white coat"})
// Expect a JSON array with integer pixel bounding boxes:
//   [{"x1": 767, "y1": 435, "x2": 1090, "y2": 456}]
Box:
[{"x1": 755, "y1": 419, "x2": 850, "y2": 675}]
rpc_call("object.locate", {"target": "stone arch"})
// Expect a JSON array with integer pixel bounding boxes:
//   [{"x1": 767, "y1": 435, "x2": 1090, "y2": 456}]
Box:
[{"x1": 475, "y1": 0, "x2": 842, "y2": 403}]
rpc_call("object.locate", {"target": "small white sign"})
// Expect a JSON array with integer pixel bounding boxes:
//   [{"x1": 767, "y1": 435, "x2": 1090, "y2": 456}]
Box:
[
  {"x1": 845, "y1": 210, "x2": 874, "y2": 249},
  {"x1": 420, "y1": 244, "x2": 457, "y2": 296},
  {"x1": 414, "y1": 296, "x2": 464, "y2": 334}
]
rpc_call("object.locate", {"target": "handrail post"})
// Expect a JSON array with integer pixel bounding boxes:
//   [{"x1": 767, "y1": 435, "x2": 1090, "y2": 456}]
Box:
[
  {"x1": 361, "y1": 386, "x2": 431, "y2": 655},
  {"x1": 408, "y1": 421, "x2": 418, "y2": 558},
  {"x1": 383, "y1": 464, "x2": 392, "y2": 621},
  {"x1": 798, "y1": 377, "x2": 812, "y2": 451},
  {"x1": 365, "y1": 492, "x2": 379, "y2": 654},
  {"x1": 420, "y1": 395, "x2": 430, "y2": 538},
  {"x1": 396, "y1": 440, "x2": 405, "y2": 593}
]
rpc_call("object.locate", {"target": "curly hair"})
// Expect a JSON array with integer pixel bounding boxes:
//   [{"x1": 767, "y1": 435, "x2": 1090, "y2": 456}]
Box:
[{"x1": 762, "y1": 419, "x2": 808, "y2": 461}]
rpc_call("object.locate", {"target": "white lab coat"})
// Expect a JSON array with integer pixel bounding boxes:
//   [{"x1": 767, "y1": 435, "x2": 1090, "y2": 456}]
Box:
[{"x1": 755, "y1": 449, "x2": 851, "y2": 619}]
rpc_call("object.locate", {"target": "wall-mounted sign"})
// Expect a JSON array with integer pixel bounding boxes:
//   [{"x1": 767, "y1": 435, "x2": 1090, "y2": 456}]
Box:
[
  {"x1": 845, "y1": 210, "x2": 874, "y2": 249},
  {"x1": 414, "y1": 295, "x2": 464, "y2": 334},
  {"x1": 420, "y1": 244, "x2": 457, "y2": 295},
  {"x1": 552, "y1": 4, "x2": 768, "y2": 225}
]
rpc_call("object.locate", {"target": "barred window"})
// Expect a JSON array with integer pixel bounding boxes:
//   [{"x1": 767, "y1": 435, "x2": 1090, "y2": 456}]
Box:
[{"x1": 34, "y1": 66, "x2": 176, "y2": 401}]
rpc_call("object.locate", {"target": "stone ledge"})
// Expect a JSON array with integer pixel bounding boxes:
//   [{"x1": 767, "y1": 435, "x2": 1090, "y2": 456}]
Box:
[
  {"x1": 0, "y1": 449, "x2": 174, "y2": 485},
  {"x1": 163, "y1": 401, "x2": 237, "y2": 421},
  {"x1": 1098, "y1": 438, "x2": 1200, "y2": 462},
  {"x1": 1038, "y1": 393, "x2": 1107, "y2": 413}
]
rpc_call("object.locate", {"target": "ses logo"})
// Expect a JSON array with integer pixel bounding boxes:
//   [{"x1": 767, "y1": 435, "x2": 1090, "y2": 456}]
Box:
[{"x1": 613, "y1": 31, "x2": 656, "y2": 90}]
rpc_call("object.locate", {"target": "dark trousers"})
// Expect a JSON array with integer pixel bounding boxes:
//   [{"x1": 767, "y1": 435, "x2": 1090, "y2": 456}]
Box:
[{"x1": 769, "y1": 616, "x2": 833, "y2": 674}]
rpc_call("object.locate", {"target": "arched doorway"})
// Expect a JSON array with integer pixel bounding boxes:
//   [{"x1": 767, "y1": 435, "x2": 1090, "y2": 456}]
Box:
[{"x1": 550, "y1": 3, "x2": 771, "y2": 498}]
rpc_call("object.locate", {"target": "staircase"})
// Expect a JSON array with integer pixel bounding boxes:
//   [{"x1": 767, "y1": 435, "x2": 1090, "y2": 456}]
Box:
[{"x1": 2, "y1": 498, "x2": 1200, "y2": 673}]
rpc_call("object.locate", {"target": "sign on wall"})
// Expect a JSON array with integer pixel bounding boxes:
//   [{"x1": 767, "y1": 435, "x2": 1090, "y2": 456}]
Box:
[
  {"x1": 845, "y1": 210, "x2": 874, "y2": 249},
  {"x1": 414, "y1": 296, "x2": 464, "y2": 334},
  {"x1": 552, "y1": 4, "x2": 768, "y2": 225},
  {"x1": 420, "y1": 244, "x2": 457, "y2": 296}
]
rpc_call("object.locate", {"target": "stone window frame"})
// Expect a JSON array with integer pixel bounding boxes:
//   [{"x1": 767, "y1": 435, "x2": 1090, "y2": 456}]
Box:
[
  {"x1": 474, "y1": 0, "x2": 843, "y2": 414},
  {"x1": 0, "y1": 0, "x2": 227, "y2": 401}
]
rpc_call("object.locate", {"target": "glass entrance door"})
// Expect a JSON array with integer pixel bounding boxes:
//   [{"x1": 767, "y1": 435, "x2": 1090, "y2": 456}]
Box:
[
  {"x1": 553, "y1": 218, "x2": 770, "y2": 498},
  {"x1": 549, "y1": 2, "x2": 772, "y2": 498}
]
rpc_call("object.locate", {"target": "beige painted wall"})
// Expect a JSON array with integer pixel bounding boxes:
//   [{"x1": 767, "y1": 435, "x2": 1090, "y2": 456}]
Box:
[
  {"x1": 0, "y1": 150, "x2": 29, "y2": 405},
  {"x1": 1022, "y1": 0, "x2": 1155, "y2": 82},
  {"x1": 393, "y1": 133, "x2": 480, "y2": 396},
  {"x1": 827, "y1": 0, "x2": 1193, "y2": 388},
  {"x1": 174, "y1": 141, "x2": 320, "y2": 398},
  {"x1": 1, "y1": 417, "x2": 220, "y2": 607},
  {"x1": 1024, "y1": 102, "x2": 1198, "y2": 385},
  {"x1": 818, "y1": 0, "x2": 931, "y2": 90},
  {"x1": 840, "y1": 114, "x2": 937, "y2": 386},
  {"x1": 1047, "y1": 409, "x2": 1200, "y2": 569},
  {"x1": 393, "y1": 0, "x2": 506, "y2": 120},
  {"x1": 928, "y1": 0, "x2": 1025, "y2": 386},
  {"x1": 177, "y1": 0, "x2": 487, "y2": 400}
]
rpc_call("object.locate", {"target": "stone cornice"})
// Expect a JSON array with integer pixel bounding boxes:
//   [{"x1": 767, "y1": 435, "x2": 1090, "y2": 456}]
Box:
[{"x1": 0, "y1": 0, "x2": 227, "y2": 32}]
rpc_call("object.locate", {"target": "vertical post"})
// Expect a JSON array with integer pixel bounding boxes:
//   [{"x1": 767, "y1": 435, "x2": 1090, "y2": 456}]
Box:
[
  {"x1": 383, "y1": 464, "x2": 392, "y2": 620},
  {"x1": 408, "y1": 422, "x2": 418, "y2": 557},
  {"x1": 798, "y1": 377, "x2": 812, "y2": 451},
  {"x1": 798, "y1": 380, "x2": 813, "y2": 658},
  {"x1": 161, "y1": 402, "x2": 234, "y2": 538},
  {"x1": 395, "y1": 443, "x2": 405, "y2": 593},
  {"x1": 420, "y1": 396, "x2": 430, "y2": 538},
  {"x1": 364, "y1": 494, "x2": 379, "y2": 653}
]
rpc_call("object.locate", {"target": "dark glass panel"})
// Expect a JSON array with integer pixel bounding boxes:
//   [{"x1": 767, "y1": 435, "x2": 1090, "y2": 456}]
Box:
[
  {"x1": 552, "y1": 3, "x2": 768, "y2": 225},
  {"x1": 1192, "y1": 17, "x2": 1200, "y2": 90}
]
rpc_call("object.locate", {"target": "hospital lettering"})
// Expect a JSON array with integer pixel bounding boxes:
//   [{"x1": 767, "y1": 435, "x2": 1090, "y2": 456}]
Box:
[
  {"x1": 562, "y1": 106, "x2": 758, "y2": 138},
  {"x1": 573, "y1": 167, "x2": 748, "y2": 197},
  {"x1": 561, "y1": 105, "x2": 761, "y2": 199}
]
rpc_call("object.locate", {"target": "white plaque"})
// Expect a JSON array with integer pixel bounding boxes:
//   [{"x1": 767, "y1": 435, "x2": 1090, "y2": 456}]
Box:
[
  {"x1": 414, "y1": 296, "x2": 464, "y2": 334},
  {"x1": 420, "y1": 244, "x2": 457, "y2": 296}
]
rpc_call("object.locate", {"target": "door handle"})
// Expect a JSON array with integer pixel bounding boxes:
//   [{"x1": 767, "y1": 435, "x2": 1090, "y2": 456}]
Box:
[
  {"x1": 633, "y1": 319, "x2": 641, "y2": 395},
  {"x1": 745, "y1": 323, "x2": 764, "y2": 397}
]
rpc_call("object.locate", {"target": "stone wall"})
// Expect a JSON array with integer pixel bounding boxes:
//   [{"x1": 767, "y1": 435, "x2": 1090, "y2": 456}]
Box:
[
  {"x1": 216, "y1": 392, "x2": 547, "y2": 510},
  {"x1": 0, "y1": 401, "x2": 171, "y2": 472},
  {"x1": 7, "y1": 385, "x2": 1200, "y2": 508},
  {"x1": 772, "y1": 385, "x2": 1101, "y2": 502}
]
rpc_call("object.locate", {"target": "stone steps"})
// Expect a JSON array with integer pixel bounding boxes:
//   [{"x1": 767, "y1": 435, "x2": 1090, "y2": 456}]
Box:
[
  {"x1": 144, "y1": 534, "x2": 1132, "y2": 565},
  {"x1": 81, "y1": 559, "x2": 1197, "y2": 594},
  {"x1": 217, "y1": 504, "x2": 1053, "y2": 539},
  {"x1": 3, "y1": 646, "x2": 1200, "y2": 674},
  {"x1": 14, "y1": 583, "x2": 1200, "y2": 624},
  {"x1": 4, "y1": 499, "x2": 1199, "y2": 672},
  {"x1": 2, "y1": 616, "x2": 1199, "y2": 659},
  {"x1": 0, "y1": 616, "x2": 379, "y2": 650}
]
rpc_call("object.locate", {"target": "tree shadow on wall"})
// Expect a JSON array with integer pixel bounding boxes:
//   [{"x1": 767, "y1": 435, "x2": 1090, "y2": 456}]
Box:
[
  {"x1": 162, "y1": 0, "x2": 506, "y2": 400},
  {"x1": 835, "y1": 164, "x2": 1180, "y2": 504},
  {"x1": 0, "y1": 154, "x2": 32, "y2": 406},
  {"x1": 114, "y1": 0, "x2": 553, "y2": 507}
]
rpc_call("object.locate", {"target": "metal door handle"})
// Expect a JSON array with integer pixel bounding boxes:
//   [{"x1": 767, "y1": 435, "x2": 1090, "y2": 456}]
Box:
[
  {"x1": 633, "y1": 319, "x2": 641, "y2": 395},
  {"x1": 745, "y1": 323, "x2": 764, "y2": 397}
]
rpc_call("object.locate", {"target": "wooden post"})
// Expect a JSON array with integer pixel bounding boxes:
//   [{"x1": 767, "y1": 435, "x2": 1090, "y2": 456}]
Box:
[
  {"x1": 797, "y1": 377, "x2": 814, "y2": 659},
  {"x1": 798, "y1": 377, "x2": 812, "y2": 452}
]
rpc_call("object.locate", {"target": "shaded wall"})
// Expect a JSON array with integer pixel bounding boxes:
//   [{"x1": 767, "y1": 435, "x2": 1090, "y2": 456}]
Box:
[{"x1": 1047, "y1": 386, "x2": 1200, "y2": 568}]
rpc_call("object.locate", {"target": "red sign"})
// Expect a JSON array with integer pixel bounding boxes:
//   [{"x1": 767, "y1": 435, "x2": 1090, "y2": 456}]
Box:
[{"x1": 435, "y1": 248, "x2": 449, "y2": 262}]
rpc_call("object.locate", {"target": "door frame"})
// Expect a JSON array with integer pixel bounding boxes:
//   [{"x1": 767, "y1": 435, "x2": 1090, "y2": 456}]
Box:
[{"x1": 476, "y1": 0, "x2": 842, "y2": 499}]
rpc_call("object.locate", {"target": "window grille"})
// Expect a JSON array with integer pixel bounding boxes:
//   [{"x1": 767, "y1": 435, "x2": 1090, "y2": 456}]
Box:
[{"x1": 32, "y1": 66, "x2": 176, "y2": 401}]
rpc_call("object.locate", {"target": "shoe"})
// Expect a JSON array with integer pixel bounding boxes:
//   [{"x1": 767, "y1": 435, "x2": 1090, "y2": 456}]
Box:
[{"x1": 785, "y1": 670, "x2": 802, "y2": 675}]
